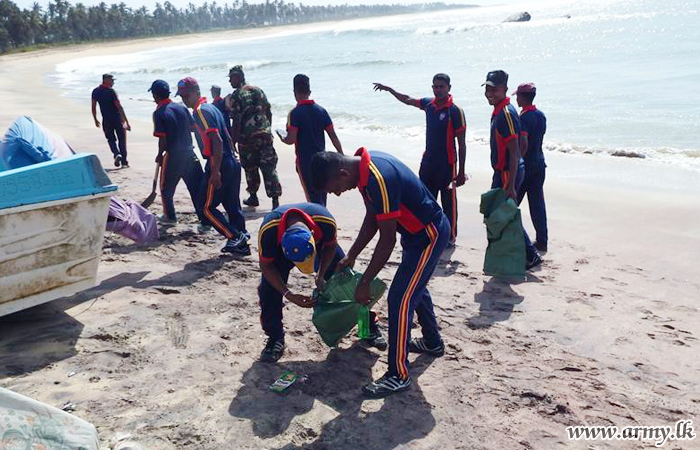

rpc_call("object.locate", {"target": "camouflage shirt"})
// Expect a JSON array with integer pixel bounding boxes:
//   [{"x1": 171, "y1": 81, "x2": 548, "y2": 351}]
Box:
[{"x1": 230, "y1": 84, "x2": 272, "y2": 142}]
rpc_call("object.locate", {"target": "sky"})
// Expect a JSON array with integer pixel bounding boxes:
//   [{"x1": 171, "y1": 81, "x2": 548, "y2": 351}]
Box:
[{"x1": 12, "y1": 0, "x2": 530, "y2": 12}]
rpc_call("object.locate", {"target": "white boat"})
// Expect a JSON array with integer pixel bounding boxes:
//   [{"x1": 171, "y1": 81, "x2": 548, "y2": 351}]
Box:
[{"x1": 0, "y1": 154, "x2": 117, "y2": 317}]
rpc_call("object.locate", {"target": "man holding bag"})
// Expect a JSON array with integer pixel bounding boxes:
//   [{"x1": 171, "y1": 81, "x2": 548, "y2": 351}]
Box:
[{"x1": 257, "y1": 202, "x2": 386, "y2": 362}]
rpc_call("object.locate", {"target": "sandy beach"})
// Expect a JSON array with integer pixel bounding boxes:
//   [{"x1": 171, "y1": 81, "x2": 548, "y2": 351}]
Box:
[{"x1": 1, "y1": 21, "x2": 699, "y2": 450}]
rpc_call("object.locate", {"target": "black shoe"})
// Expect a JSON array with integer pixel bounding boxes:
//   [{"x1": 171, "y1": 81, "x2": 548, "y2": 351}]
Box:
[
  {"x1": 408, "y1": 338, "x2": 445, "y2": 357},
  {"x1": 272, "y1": 197, "x2": 280, "y2": 209},
  {"x1": 362, "y1": 329, "x2": 388, "y2": 351},
  {"x1": 121, "y1": 161, "x2": 129, "y2": 168},
  {"x1": 243, "y1": 194, "x2": 259, "y2": 207},
  {"x1": 362, "y1": 372, "x2": 411, "y2": 398},
  {"x1": 526, "y1": 252, "x2": 543, "y2": 270},
  {"x1": 260, "y1": 338, "x2": 285, "y2": 362},
  {"x1": 534, "y1": 241, "x2": 548, "y2": 253},
  {"x1": 113, "y1": 155, "x2": 121, "y2": 168}
]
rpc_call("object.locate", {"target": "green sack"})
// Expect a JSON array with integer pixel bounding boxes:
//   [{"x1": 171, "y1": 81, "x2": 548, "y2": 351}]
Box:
[
  {"x1": 311, "y1": 268, "x2": 387, "y2": 347},
  {"x1": 480, "y1": 188, "x2": 526, "y2": 279}
]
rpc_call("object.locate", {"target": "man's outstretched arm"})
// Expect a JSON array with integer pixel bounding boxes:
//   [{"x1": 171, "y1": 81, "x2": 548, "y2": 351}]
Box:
[{"x1": 373, "y1": 83, "x2": 421, "y2": 108}]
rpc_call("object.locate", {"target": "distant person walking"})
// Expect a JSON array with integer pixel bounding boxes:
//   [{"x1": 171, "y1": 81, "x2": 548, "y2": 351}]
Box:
[
  {"x1": 177, "y1": 77, "x2": 250, "y2": 255},
  {"x1": 373, "y1": 74, "x2": 467, "y2": 246},
  {"x1": 279, "y1": 74, "x2": 343, "y2": 206},
  {"x1": 211, "y1": 84, "x2": 231, "y2": 134},
  {"x1": 92, "y1": 74, "x2": 131, "y2": 168},
  {"x1": 226, "y1": 65, "x2": 282, "y2": 209},
  {"x1": 513, "y1": 82, "x2": 548, "y2": 253},
  {"x1": 149, "y1": 79, "x2": 204, "y2": 225},
  {"x1": 482, "y1": 70, "x2": 541, "y2": 270}
]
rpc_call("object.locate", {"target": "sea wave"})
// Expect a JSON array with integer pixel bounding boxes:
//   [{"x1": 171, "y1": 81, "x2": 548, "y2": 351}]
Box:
[{"x1": 323, "y1": 59, "x2": 406, "y2": 68}]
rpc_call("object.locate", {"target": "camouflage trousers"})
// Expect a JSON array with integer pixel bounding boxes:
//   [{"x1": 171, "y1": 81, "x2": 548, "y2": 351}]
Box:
[{"x1": 238, "y1": 134, "x2": 282, "y2": 198}]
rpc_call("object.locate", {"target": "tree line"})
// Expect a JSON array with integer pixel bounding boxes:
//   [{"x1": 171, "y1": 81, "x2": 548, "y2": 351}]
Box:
[{"x1": 0, "y1": 0, "x2": 470, "y2": 54}]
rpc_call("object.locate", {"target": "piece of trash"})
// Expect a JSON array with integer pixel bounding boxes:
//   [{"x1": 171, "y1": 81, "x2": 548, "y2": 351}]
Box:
[
  {"x1": 115, "y1": 442, "x2": 144, "y2": 450},
  {"x1": 68, "y1": 371, "x2": 76, "y2": 377},
  {"x1": 89, "y1": 376, "x2": 100, "y2": 383},
  {"x1": 61, "y1": 402, "x2": 76, "y2": 412},
  {"x1": 269, "y1": 371, "x2": 299, "y2": 393}
]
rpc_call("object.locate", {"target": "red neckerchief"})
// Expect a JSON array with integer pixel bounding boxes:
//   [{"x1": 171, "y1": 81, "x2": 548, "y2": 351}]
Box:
[
  {"x1": 297, "y1": 99, "x2": 315, "y2": 105},
  {"x1": 354, "y1": 147, "x2": 372, "y2": 191},
  {"x1": 276, "y1": 208, "x2": 323, "y2": 244},
  {"x1": 214, "y1": 96, "x2": 222, "y2": 102},
  {"x1": 156, "y1": 98, "x2": 172, "y2": 109},
  {"x1": 430, "y1": 95, "x2": 454, "y2": 110},
  {"x1": 521, "y1": 104, "x2": 537, "y2": 114},
  {"x1": 194, "y1": 97, "x2": 208, "y2": 111},
  {"x1": 492, "y1": 97, "x2": 511, "y2": 116}
]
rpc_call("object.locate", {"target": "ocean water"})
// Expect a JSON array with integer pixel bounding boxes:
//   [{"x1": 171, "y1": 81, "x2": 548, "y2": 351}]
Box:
[{"x1": 51, "y1": 0, "x2": 700, "y2": 171}]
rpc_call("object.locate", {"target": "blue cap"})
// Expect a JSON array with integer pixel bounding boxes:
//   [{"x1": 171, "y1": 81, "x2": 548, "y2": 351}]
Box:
[
  {"x1": 282, "y1": 223, "x2": 316, "y2": 274},
  {"x1": 148, "y1": 79, "x2": 170, "y2": 97}
]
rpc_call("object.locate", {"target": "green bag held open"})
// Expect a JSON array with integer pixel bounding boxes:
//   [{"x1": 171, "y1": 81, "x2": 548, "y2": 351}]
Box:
[{"x1": 311, "y1": 268, "x2": 387, "y2": 348}]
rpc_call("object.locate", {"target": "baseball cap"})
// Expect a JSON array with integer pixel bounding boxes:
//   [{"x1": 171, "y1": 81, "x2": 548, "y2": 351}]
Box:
[
  {"x1": 148, "y1": 79, "x2": 170, "y2": 97},
  {"x1": 282, "y1": 223, "x2": 317, "y2": 274},
  {"x1": 512, "y1": 82, "x2": 536, "y2": 95},
  {"x1": 482, "y1": 70, "x2": 509, "y2": 87},
  {"x1": 228, "y1": 65, "x2": 244, "y2": 77},
  {"x1": 175, "y1": 77, "x2": 199, "y2": 96}
]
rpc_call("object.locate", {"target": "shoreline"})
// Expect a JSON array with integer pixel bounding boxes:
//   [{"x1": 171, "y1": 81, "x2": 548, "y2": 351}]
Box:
[{"x1": 1, "y1": 18, "x2": 699, "y2": 450}]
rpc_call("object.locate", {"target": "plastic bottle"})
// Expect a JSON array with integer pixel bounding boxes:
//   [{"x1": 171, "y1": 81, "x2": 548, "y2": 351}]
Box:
[{"x1": 356, "y1": 305, "x2": 371, "y2": 339}]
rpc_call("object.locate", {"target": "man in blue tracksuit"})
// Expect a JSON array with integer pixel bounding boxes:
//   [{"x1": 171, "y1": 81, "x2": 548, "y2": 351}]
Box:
[
  {"x1": 149, "y1": 79, "x2": 203, "y2": 224},
  {"x1": 177, "y1": 76, "x2": 250, "y2": 255},
  {"x1": 514, "y1": 82, "x2": 548, "y2": 253},
  {"x1": 483, "y1": 70, "x2": 541, "y2": 270},
  {"x1": 91, "y1": 74, "x2": 131, "y2": 168},
  {"x1": 311, "y1": 148, "x2": 449, "y2": 398},
  {"x1": 373, "y1": 74, "x2": 467, "y2": 245},
  {"x1": 279, "y1": 74, "x2": 344, "y2": 206},
  {"x1": 256, "y1": 202, "x2": 386, "y2": 362}
]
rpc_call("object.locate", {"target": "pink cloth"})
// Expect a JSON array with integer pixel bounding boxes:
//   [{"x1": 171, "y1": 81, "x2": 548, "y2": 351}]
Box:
[{"x1": 106, "y1": 197, "x2": 159, "y2": 244}]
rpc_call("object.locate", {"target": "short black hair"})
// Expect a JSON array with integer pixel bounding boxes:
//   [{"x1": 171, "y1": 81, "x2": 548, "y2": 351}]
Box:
[
  {"x1": 311, "y1": 151, "x2": 344, "y2": 192},
  {"x1": 519, "y1": 91, "x2": 536, "y2": 102},
  {"x1": 433, "y1": 73, "x2": 451, "y2": 85},
  {"x1": 293, "y1": 74, "x2": 311, "y2": 94}
]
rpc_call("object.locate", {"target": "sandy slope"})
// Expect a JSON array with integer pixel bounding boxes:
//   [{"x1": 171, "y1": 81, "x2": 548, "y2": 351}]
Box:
[{"x1": 1, "y1": 23, "x2": 699, "y2": 450}]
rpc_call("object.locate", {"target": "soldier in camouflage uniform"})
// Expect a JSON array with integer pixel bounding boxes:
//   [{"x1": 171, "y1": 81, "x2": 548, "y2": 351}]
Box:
[{"x1": 226, "y1": 65, "x2": 282, "y2": 209}]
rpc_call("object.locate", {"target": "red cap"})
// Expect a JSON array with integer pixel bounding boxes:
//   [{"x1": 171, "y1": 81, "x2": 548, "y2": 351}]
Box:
[
  {"x1": 512, "y1": 82, "x2": 536, "y2": 95},
  {"x1": 176, "y1": 77, "x2": 199, "y2": 96}
]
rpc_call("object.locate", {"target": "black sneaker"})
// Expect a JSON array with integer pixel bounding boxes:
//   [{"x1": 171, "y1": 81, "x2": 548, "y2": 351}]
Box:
[
  {"x1": 221, "y1": 232, "x2": 249, "y2": 253},
  {"x1": 260, "y1": 338, "x2": 285, "y2": 362},
  {"x1": 534, "y1": 241, "x2": 548, "y2": 253},
  {"x1": 526, "y1": 252, "x2": 543, "y2": 270},
  {"x1": 114, "y1": 155, "x2": 122, "y2": 168},
  {"x1": 362, "y1": 372, "x2": 411, "y2": 398},
  {"x1": 408, "y1": 338, "x2": 445, "y2": 357},
  {"x1": 243, "y1": 194, "x2": 259, "y2": 207},
  {"x1": 362, "y1": 330, "x2": 388, "y2": 351},
  {"x1": 272, "y1": 196, "x2": 280, "y2": 209},
  {"x1": 121, "y1": 161, "x2": 129, "y2": 168}
]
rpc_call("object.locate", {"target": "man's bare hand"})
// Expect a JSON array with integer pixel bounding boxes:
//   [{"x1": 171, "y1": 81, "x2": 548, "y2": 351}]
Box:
[
  {"x1": 94, "y1": 119, "x2": 100, "y2": 128},
  {"x1": 209, "y1": 171, "x2": 222, "y2": 190},
  {"x1": 336, "y1": 255, "x2": 355, "y2": 272},
  {"x1": 354, "y1": 281, "x2": 371, "y2": 306},
  {"x1": 373, "y1": 83, "x2": 391, "y2": 92},
  {"x1": 455, "y1": 171, "x2": 468, "y2": 187},
  {"x1": 286, "y1": 292, "x2": 317, "y2": 308}
]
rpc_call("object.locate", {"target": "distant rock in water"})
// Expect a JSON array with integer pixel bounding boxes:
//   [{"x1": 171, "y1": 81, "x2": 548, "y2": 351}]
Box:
[
  {"x1": 611, "y1": 150, "x2": 646, "y2": 159},
  {"x1": 563, "y1": 14, "x2": 572, "y2": 19},
  {"x1": 504, "y1": 12, "x2": 531, "y2": 23}
]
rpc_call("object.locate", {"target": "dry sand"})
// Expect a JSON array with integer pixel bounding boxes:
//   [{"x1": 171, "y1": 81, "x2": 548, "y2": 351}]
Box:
[{"x1": 1, "y1": 23, "x2": 699, "y2": 450}]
